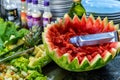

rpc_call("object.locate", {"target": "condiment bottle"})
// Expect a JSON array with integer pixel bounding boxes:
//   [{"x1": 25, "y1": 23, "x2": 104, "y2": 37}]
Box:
[
  {"x1": 43, "y1": 0, "x2": 52, "y2": 27},
  {"x1": 68, "y1": 0, "x2": 86, "y2": 18},
  {"x1": 27, "y1": 0, "x2": 33, "y2": 29},
  {"x1": 20, "y1": 0, "x2": 28, "y2": 29},
  {"x1": 4, "y1": 0, "x2": 18, "y2": 21},
  {"x1": 32, "y1": 0, "x2": 42, "y2": 27}
]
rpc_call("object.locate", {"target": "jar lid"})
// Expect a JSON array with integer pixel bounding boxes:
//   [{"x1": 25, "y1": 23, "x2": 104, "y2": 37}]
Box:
[
  {"x1": 27, "y1": 0, "x2": 32, "y2": 3},
  {"x1": 44, "y1": 0, "x2": 50, "y2": 6},
  {"x1": 21, "y1": 0, "x2": 26, "y2": 2},
  {"x1": 73, "y1": 0, "x2": 81, "y2": 2},
  {"x1": 32, "y1": 0, "x2": 38, "y2": 4}
]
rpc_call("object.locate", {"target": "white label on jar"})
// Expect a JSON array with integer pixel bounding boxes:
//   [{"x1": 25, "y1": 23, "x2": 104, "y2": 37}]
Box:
[
  {"x1": 27, "y1": 15, "x2": 33, "y2": 28},
  {"x1": 5, "y1": 8, "x2": 18, "y2": 21},
  {"x1": 32, "y1": 17, "x2": 41, "y2": 27},
  {"x1": 43, "y1": 18, "x2": 52, "y2": 27},
  {"x1": 8, "y1": 16, "x2": 14, "y2": 21}
]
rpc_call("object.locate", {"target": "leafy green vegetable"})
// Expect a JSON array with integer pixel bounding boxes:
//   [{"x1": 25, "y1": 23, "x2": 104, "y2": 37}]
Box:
[
  {"x1": 0, "y1": 22, "x2": 6, "y2": 36},
  {"x1": 0, "y1": 18, "x2": 49, "y2": 79},
  {"x1": 1, "y1": 21, "x2": 17, "y2": 41},
  {"x1": 10, "y1": 56, "x2": 29, "y2": 71},
  {"x1": 0, "y1": 18, "x2": 50, "y2": 79},
  {"x1": 5, "y1": 28, "x2": 29, "y2": 46},
  {"x1": 0, "y1": 19, "x2": 29, "y2": 46},
  {"x1": 26, "y1": 70, "x2": 47, "y2": 80},
  {"x1": 0, "y1": 47, "x2": 9, "y2": 56},
  {"x1": 0, "y1": 18, "x2": 4, "y2": 23},
  {"x1": 0, "y1": 38, "x2": 3, "y2": 49},
  {"x1": 0, "y1": 19, "x2": 29, "y2": 57},
  {"x1": 35, "y1": 76, "x2": 47, "y2": 80},
  {"x1": 17, "y1": 28, "x2": 29, "y2": 38}
]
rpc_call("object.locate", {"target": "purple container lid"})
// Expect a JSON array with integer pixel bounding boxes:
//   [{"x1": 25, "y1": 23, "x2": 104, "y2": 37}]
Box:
[
  {"x1": 27, "y1": 0, "x2": 32, "y2": 3},
  {"x1": 32, "y1": 0, "x2": 38, "y2": 4},
  {"x1": 44, "y1": 0, "x2": 50, "y2": 6}
]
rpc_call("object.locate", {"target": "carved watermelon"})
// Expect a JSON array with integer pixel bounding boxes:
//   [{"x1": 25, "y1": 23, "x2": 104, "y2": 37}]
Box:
[{"x1": 42, "y1": 14, "x2": 120, "y2": 72}]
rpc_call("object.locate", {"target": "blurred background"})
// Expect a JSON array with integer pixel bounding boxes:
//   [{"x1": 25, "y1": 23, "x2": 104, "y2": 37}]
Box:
[
  {"x1": 1, "y1": 0, "x2": 120, "y2": 23},
  {"x1": 0, "y1": 0, "x2": 72, "y2": 21}
]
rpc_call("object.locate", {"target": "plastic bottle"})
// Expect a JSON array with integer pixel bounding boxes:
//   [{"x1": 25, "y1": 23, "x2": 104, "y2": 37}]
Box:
[
  {"x1": 43, "y1": 0, "x2": 52, "y2": 27},
  {"x1": 32, "y1": 0, "x2": 42, "y2": 27},
  {"x1": 68, "y1": 0, "x2": 86, "y2": 18},
  {"x1": 26, "y1": 0, "x2": 33, "y2": 29},
  {"x1": 4, "y1": 0, "x2": 18, "y2": 21},
  {"x1": 20, "y1": 0, "x2": 28, "y2": 29}
]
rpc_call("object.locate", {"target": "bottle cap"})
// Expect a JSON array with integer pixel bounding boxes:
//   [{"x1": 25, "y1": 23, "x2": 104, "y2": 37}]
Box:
[
  {"x1": 73, "y1": 0, "x2": 80, "y2": 2},
  {"x1": 32, "y1": 0, "x2": 38, "y2": 4},
  {"x1": 44, "y1": 1, "x2": 49, "y2": 6},
  {"x1": 27, "y1": 0, "x2": 32, "y2": 3},
  {"x1": 21, "y1": 0, "x2": 26, "y2": 2}
]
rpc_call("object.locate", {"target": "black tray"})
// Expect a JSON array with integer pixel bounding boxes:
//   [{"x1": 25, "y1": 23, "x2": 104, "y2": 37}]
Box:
[{"x1": 43, "y1": 54, "x2": 120, "y2": 80}]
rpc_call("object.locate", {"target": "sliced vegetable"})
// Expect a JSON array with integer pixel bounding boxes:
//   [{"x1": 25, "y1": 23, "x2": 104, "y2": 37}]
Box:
[{"x1": 28, "y1": 45, "x2": 51, "y2": 69}]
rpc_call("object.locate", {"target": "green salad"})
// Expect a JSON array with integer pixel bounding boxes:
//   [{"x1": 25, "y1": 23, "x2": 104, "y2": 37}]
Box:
[{"x1": 0, "y1": 18, "x2": 51, "y2": 80}]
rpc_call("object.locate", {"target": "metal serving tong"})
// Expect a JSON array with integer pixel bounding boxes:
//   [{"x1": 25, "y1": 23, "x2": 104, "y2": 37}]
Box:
[{"x1": 70, "y1": 31, "x2": 119, "y2": 47}]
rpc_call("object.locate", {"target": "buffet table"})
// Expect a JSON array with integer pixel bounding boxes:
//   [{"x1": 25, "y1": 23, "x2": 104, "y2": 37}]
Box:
[{"x1": 44, "y1": 54, "x2": 120, "y2": 80}]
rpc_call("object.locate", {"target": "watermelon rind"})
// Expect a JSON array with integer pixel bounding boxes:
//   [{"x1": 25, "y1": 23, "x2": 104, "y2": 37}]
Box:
[
  {"x1": 110, "y1": 48, "x2": 117, "y2": 58},
  {"x1": 103, "y1": 51, "x2": 112, "y2": 63}
]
